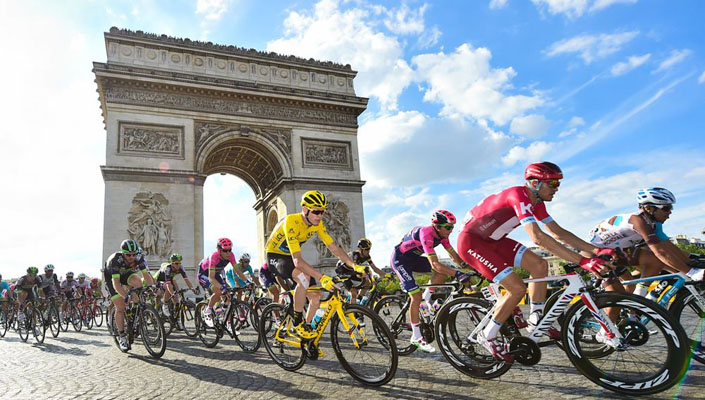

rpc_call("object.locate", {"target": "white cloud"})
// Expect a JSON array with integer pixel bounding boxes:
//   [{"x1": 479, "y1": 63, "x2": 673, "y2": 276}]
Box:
[
  {"x1": 509, "y1": 114, "x2": 551, "y2": 138},
  {"x1": 531, "y1": 0, "x2": 638, "y2": 18},
  {"x1": 699, "y1": 71, "x2": 705, "y2": 84},
  {"x1": 569, "y1": 116, "x2": 585, "y2": 127},
  {"x1": 196, "y1": 0, "x2": 231, "y2": 21},
  {"x1": 358, "y1": 111, "x2": 425, "y2": 152},
  {"x1": 383, "y1": 3, "x2": 427, "y2": 34},
  {"x1": 590, "y1": 0, "x2": 638, "y2": 13},
  {"x1": 413, "y1": 44, "x2": 544, "y2": 125},
  {"x1": 267, "y1": 0, "x2": 414, "y2": 109},
  {"x1": 610, "y1": 53, "x2": 651, "y2": 76},
  {"x1": 489, "y1": 0, "x2": 510, "y2": 9},
  {"x1": 545, "y1": 31, "x2": 639, "y2": 64},
  {"x1": 502, "y1": 141, "x2": 554, "y2": 166},
  {"x1": 654, "y1": 49, "x2": 692, "y2": 73}
]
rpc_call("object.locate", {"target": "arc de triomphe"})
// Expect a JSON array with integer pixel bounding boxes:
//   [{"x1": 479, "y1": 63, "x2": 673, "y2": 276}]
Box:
[{"x1": 93, "y1": 28, "x2": 368, "y2": 274}]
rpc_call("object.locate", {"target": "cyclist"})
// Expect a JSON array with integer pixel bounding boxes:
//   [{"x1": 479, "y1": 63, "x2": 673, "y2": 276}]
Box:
[
  {"x1": 0, "y1": 274, "x2": 10, "y2": 313},
  {"x1": 60, "y1": 271, "x2": 80, "y2": 318},
  {"x1": 587, "y1": 187, "x2": 704, "y2": 297},
  {"x1": 335, "y1": 238, "x2": 388, "y2": 304},
  {"x1": 198, "y1": 238, "x2": 251, "y2": 328},
  {"x1": 38, "y1": 264, "x2": 60, "y2": 299},
  {"x1": 259, "y1": 261, "x2": 282, "y2": 305},
  {"x1": 76, "y1": 273, "x2": 92, "y2": 299},
  {"x1": 264, "y1": 190, "x2": 360, "y2": 340},
  {"x1": 457, "y1": 161, "x2": 613, "y2": 362},
  {"x1": 155, "y1": 253, "x2": 198, "y2": 320},
  {"x1": 390, "y1": 210, "x2": 472, "y2": 353},
  {"x1": 15, "y1": 267, "x2": 42, "y2": 324},
  {"x1": 225, "y1": 253, "x2": 262, "y2": 302},
  {"x1": 104, "y1": 239, "x2": 156, "y2": 352}
]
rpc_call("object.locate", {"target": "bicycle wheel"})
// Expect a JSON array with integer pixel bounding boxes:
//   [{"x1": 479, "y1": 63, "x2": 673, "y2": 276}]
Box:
[
  {"x1": 253, "y1": 297, "x2": 272, "y2": 330},
  {"x1": 562, "y1": 292, "x2": 689, "y2": 395},
  {"x1": 107, "y1": 308, "x2": 121, "y2": 349},
  {"x1": 70, "y1": 304, "x2": 82, "y2": 332},
  {"x1": 18, "y1": 309, "x2": 30, "y2": 342},
  {"x1": 48, "y1": 305, "x2": 61, "y2": 338},
  {"x1": 669, "y1": 283, "x2": 705, "y2": 364},
  {"x1": 140, "y1": 304, "x2": 167, "y2": 359},
  {"x1": 330, "y1": 303, "x2": 398, "y2": 386},
  {"x1": 32, "y1": 308, "x2": 46, "y2": 344},
  {"x1": 0, "y1": 309, "x2": 8, "y2": 337},
  {"x1": 196, "y1": 302, "x2": 220, "y2": 348},
  {"x1": 83, "y1": 306, "x2": 94, "y2": 330},
  {"x1": 161, "y1": 305, "x2": 174, "y2": 338},
  {"x1": 435, "y1": 297, "x2": 512, "y2": 379},
  {"x1": 373, "y1": 295, "x2": 415, "y2": 355},
  {"x1": 180, "y1": 301, "x2": 198, "y2": 338},
  {"x1": 60, "y1": 307, "x2": 69, "y2": 332},
  {"x1": 259, "y1": 303, "x2": 307, "y2": 371},
  {"x1": 231, "y1": 301, "x2": 261, "y2": 352},
  {"x1": 93, "y1": 305, "x2": 104, "y2": 327}
]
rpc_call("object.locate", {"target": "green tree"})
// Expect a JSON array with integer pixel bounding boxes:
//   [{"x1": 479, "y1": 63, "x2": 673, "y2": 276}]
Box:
[{"x1": 675, "y1": 243, "x2": 705, "y2": 255}]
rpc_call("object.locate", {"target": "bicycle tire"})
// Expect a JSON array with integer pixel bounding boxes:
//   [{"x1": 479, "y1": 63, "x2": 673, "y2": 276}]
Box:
[
  {"x1": 373, "y1": 295, "x2": 416, "y2": 355},
  {"x1": 180, "y1": 301, "x2": 198, "y2": 338},
  {"x1": 196, "y1": 302, "x2": 220, "y2": 348},
  {"x1": 107, "y1": 308, "x2": 122, "y2": 350},
  {"x1": 60, "y1": 307, "x2": 69, "y2": 332},
  {"x1": 140, "y1": 304, "x2": 167, "y2": 359},
  {"x1": 562, "y1": 292, "x2": 689, "y2": 395},
  {"x1": 32, "y1": 307, "x2": 46, "y2": 344},
  {"x1": 668, "y1": 282, "x2": 705, "y2": 364},
  {"x1": 70, "y1": 304, "x2": 82, "y2": 332},
  {"x1": 330, "y1": 303, "x2": 398, "y2": 386},
  {"x1": 48, "y1": 304, "x2": 61, "y2": 338},
  {"x1": 0, "y1": 309, "x2": 8, "y2": 337},
  {"x1": 231, "y1": 301, "x2": 261, "y2": 353},
  {"x1": 93, "y1": 305, "x2": 104, "y2": 327},
  {"x1": 435, "y1": 296, "x2": 512, "y2": 379},
  {"x1": 83, "y1": 305, "x2": 94, "y2": 330},
  {"x1": 253, "y1": 297, "x2": 272, "y2": 330},
  {"x1": 162, "y1": 306, "x2": 174, "y2": 338},
  {"x1": 259, "y1": 303, "x2": 306, "y2": 371},
  {"x1": 18, "y1": 308, "x2": 30, "y2": 342}
]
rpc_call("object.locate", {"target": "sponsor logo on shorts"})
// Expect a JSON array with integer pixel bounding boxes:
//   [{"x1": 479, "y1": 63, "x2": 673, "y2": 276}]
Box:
[{"x1": 466, "y1": 249, "x2": 498, "y2": 272}]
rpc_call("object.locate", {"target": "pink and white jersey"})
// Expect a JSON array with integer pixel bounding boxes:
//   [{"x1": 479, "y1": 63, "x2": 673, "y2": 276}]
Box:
[
  {"x1": 60, "y1": 279, "x2": 79, "y2": 293},
  {"x1": 199, "y1": 250, "x2": 237, "y2": 274},
  {"x1": 77, "y1": 280, "x2": 91, "y2": 291},
  {"x1": 397, "y1": 226, "x2": 452, "y2": 257},
  {"x1": 462, "y1": 186, "x2": 553, "y2": 241}
]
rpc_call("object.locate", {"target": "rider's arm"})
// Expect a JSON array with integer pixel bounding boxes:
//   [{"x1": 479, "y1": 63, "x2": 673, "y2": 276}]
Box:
[
  {"x1": 367, "y1": 260, "x2": 386, "y2": 277},
  {"x1": 229, "y1": 255, "x2": 250, "y2": 283},
  {"x1": 446, "y1": 248, "x2": 467, "y2": 269},
  {"x1": 142, "y1": 269, "x2": 156, "y2": 286},
  {"x1": 631, "y1": 215, "x2": 690, "y2": 272},
  {"x1": 524, "y1": 221, "x2": 584, "y2": 264},
  {"x1": 543, "y1": 221, "x2": 600, "y2": 255},
  {"x1": 427, "y1": 254, "x2": 459, "y2": 276},
  {"x1": 182, "y1": 271, "x2": 195, "y2": 290}
]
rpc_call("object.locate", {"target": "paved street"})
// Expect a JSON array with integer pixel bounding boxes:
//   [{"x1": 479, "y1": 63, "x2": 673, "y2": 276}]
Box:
[{"x1": 1, "y1": 323, "x2": 704, "y2": 400}]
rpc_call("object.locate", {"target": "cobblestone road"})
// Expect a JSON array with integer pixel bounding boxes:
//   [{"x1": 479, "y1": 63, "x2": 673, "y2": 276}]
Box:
[{"x1": 1, "y1": 323, "x2": 703, "y2": 399}]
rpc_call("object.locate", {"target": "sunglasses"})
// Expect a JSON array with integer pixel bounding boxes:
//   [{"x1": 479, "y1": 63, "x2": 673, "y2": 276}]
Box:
[
  {"x1": 653, "y1": 204, "x2": 673, "y2": 212},
  {"x1": 438, "y1": 224, "x2": 455, "y2": 231},
  {"x1": 124, "y1": 253, "x2": 137, "y2": 257},
  {"x1": 541, "y1": 179, "x2": 561, "y2": 189},
  {"x1": 221, "y1": 249, "x2": 232, "y2": 253},
  {"x1": 172, "y1": 262, "x2": 182, "y2": 266},
  {"x1": 310, "y1": 209, "x2": 325, "y2": 215}
]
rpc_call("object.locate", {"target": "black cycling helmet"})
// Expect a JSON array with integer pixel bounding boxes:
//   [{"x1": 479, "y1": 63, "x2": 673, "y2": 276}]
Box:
[
  {"x1": 121, "y1": 239, "x2": 139, "y2": 254},
  {"x1": 170, "y1": 253, "x2": 183, "y2": 262},
  {"x1": 27, "y1": 266, "x2": 39, "y2": 276},
  {"x1": 357, "y1": 238, "x2": 372, "y2": 250}
]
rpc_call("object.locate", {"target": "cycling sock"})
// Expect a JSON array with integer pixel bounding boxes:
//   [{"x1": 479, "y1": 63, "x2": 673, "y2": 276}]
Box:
[
  {"x1": 411, "y1": 322, "x2": 422, "y2": 339},
  {"x1": 422, "y1": 288, "x2": 433, "y2": 304},
  {"x1": 483, "y1": 318, "x2": 502, "y2": 340},
  {"x1": 633, "y1": 284, "x2": 649, "y2": 297},
  {"x1": 529, "y1": 301, "x2": 545, "y2": 315}
]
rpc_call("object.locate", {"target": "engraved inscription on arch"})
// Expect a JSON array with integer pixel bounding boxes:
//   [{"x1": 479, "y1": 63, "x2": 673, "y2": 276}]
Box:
[
  {"x1": 118, "y1": 122, "x2": 184, "y2": 158},
  {"x1": 301, "y1": 138, "x2": 352, "y2": 170}
]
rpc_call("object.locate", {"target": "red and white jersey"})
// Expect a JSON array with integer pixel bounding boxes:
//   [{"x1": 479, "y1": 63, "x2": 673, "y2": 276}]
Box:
[{"x1": 461, "y1": 186, "x2": 553, "y2": 241}]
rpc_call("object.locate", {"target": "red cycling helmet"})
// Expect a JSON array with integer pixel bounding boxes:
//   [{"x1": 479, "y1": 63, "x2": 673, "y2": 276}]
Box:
[
  {"x1": 431, "y1": 210, "x2": 456, "y2": 225},
  {"x1": 524, "y1": 162, "x2": 563, "y2": 180},
  {"x1": 217, "y1": 238, "x2": 233, "y2": 250}
]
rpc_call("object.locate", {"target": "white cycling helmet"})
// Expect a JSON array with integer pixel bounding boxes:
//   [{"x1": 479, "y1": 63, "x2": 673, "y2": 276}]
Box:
[
  {"x1": 78, "y1": 273, "x2": 87, "y2": 279},
  {"x1": 637, "y1": 187, "x2": 676, "y2": 206},
  {"x1": 239, "y1": 253, "x2": 251, "y2": 262}
]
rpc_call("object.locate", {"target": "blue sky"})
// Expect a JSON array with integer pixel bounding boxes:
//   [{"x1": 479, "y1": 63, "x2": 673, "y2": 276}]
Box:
[{"x1": 1, "y1": 0, "x2": 704, "y2": 279}]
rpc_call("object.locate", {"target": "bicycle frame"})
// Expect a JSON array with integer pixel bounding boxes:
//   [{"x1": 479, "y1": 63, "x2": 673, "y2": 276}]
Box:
[
  {"x1": 621, "y1": 272, "x2": 705, "y2": 309},
  {"x1": 472, "y1": 272, "x2": 625, "y2": 348}
]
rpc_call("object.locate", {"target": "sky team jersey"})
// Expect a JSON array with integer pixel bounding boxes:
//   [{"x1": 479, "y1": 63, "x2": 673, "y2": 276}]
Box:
[
  {"x1": 199, "y1": 250, "x2": 237, "y2": 274},
  {"x1": 265, "y1": 213, "x2": 334, "y2": 256},
  {"x1": 588, "y1": 211, "x2": 668, "y2": 249},
  {"x1": 462, "y1": 186, "x2": 553, "y2": 241},
  {"x1": 396, "y1": 226, "x2": 452, "y2": 257}
]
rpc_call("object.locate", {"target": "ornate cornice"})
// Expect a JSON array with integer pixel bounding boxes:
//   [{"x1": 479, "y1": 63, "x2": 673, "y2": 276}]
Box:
[
  {"x1": 101, "y1": 166, "x2": 207, "y2": 185},
  {"x1": 107, "y1": 27, "x2": 354, "y2": 73},
  {"x1": 98, "y1": 78, "x2": 361, "y2": 128}
]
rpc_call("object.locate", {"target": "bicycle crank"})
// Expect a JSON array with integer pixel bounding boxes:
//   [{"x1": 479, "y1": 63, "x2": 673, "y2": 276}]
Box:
[{"x1": 509, "y1": 337, "x2": 541, "y2": 366}]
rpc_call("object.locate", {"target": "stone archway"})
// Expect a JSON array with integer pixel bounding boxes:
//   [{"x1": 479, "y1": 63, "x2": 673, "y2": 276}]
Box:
[{"x1": 94, "y1": 28, "x2": 368, "y2": 276}]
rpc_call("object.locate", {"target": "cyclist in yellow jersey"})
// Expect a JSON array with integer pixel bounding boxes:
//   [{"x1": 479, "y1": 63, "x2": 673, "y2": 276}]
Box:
[{"x1": 265, "y1": 190, "x2": 366, "y2": 339}]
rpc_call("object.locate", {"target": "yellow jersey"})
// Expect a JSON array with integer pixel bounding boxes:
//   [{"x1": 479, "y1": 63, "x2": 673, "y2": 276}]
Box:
[{"x1": 266, "y1": 213, "x2": 334, "y2": 256}]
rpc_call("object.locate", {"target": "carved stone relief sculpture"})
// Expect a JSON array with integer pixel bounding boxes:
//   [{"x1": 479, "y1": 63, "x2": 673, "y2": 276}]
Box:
[
  {"x1": 316, "y1": 198, "x2": 351, "y2": 260},
  {"x1": 301, "y1": 138, "x2": 352, "y2": 169},
  {"x1": 127, "y1": 192, "x2": 173, "y2": 258},
  {"x1": 119, "y1": 122, "x2": 183, "y2": 158}
]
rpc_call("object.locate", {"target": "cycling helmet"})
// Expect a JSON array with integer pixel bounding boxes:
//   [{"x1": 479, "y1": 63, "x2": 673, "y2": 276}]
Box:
[
  {"x1": 524, "y1": 162, "x2": 563, "y2": 180},
  {"x1": 45, "y1": 264, "x2": 55, "y2": 272},
  {"x1": 217, "y1": 238, "x2": 233, "y2": 250},
  {"x1": 66, "y1": 271, "x2": 74, "y2": 278},
  {"x1": 431, "y1": 210, "x2": 456, "y2": 225},
  {"x1": 27, "y1": 266, "x2": 39, "y2": 276},
  {"x1": 239, "y1": 253, "x2": 251, "y2": 262},
  {"x1": 91, "y1": 278, "x2": 99, "y2": 285},
  {"x1": 78, "y1": 273, "x2": 86, "y2": 279},
  {"x1": 121, "y1": 239, "x2": 139, "y2": 254},
  {"x1": 301, "y1": 190, "x2": 327, "y2": 209},
  {"x1": 170, "y1": 253, "x2": 183, "y2": 262},
  {"x1": 357, "y1": 238, "x2": 372, "y2": 250},
  {"x1": 637, "y1": 187, "x2": 676, "y2": 206}
]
